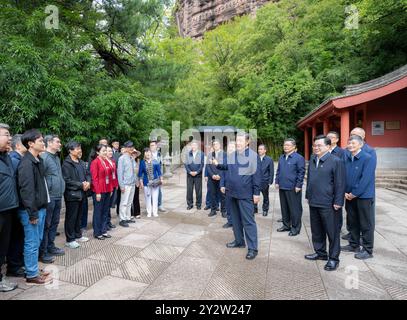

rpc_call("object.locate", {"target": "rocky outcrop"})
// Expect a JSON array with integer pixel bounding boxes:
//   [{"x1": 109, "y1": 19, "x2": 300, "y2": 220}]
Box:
[{"x1": 175, "y1": 0, "x2": 272, "y2": 38}]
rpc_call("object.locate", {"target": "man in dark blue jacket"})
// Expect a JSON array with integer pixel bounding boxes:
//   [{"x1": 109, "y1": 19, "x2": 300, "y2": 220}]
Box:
[
  {"x1": 220, "y1": 140, "x2": 236, "y2": 228},
  {"x1": 327, "y1": 131, "x2": 345, "y2": 160},
  {"x1": 305, "y1": 135, "x2": 346, "y2": 271},
  {"x1": 184, "y1": 141, "x2": 205, "y2": 210},
  {"x1": 213, "y1": 133, "x2": 262, "y2": 260},
  {"x1": 341, "y1": 127, "x2": 377, "y2": 241},
  {"x1": 5, "y1": 134, "x2": 26, "y2": 279},
  {"x1": 255, "y1": 144, "x2": 274, "y2": 216},
  {"x1": 275, "y1": 139, "x2": 305, "y2": 236},
  {"x1": 341, "y1": 135, "x2": 376, "y2": 260},
  {"x1": 206, "y1": 140, "x2": 226, "y2": 217},
  {"x1": 0, "y1": 123, "x2": 19, "y2": 292}
]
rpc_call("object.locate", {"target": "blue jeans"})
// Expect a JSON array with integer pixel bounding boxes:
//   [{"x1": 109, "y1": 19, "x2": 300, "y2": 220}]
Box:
[
  {"x1": 92, "y1": 193, "x2": 111, "y2": 237},
  {"x1": 158, "y1": 186, "x2": 162, "y2": 207},
  {"x1": 18, "y1": 208, "x2": 46, "y2": 279},
  {"x1": 40, "y1": 199, "x2": 61, "y2": 256}
]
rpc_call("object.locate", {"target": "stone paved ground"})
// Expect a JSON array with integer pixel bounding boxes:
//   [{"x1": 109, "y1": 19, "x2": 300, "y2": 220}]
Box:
[{"x1": 2, "y1": 168, "x2": 407, "y2": 300}]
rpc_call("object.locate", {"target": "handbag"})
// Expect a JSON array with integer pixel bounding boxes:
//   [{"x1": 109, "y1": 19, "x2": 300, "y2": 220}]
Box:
[{"x1": 148, "y1": 178, "x2": 162, "y2": 188}]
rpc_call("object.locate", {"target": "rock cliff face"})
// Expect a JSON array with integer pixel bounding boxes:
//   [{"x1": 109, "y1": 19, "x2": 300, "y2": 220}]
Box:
[{"x1": 175, "y1": 0, "x2": 272, "y2": 38}]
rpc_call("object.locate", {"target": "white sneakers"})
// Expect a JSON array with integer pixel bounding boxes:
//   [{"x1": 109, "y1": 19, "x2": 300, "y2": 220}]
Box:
[
  {"x1": 65, "y1": 241, "x2": 80, "y2": 249},
  {"x1": 76, "y1": 236, "x2": 89, "y2": 243}
]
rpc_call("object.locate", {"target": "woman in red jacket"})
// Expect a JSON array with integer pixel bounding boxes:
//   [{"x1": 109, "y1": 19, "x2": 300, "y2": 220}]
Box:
[{"x1": 90, "y1": 144, "x2": 114, "y2": 240}]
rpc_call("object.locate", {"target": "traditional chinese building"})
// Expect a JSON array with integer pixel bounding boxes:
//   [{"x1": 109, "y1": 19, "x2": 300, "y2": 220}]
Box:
[{"x1": 297, "y1": 65, "x2": 407, "y2": 170}]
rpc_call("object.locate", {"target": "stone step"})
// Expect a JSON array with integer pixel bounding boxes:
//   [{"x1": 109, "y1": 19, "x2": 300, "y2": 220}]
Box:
[
  {"x1": 375, "y1": 177, "x2": 407, "y2": 183},
  {"x1": 376, "y1": 182, "x2": 407, "y2": 192}
]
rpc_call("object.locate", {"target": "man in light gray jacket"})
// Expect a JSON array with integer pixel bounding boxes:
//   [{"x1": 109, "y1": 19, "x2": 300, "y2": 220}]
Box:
[
  {"x1": 117, "y1": 141, "x2": 137, "y2": 228},
  {"x1": 40, "y1": 135, "x2": 66, "y2": 263}
]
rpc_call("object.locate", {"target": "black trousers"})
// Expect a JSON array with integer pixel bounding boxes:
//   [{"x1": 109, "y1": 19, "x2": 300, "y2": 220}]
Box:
[
  {"x1": 254, "y1": 185, "x2": 270, "y2": 213},
  {"x1": 0, "y1": 210, "x2": 13, "y2": 280},
  {"x1": 208, "y1": 179, "x2": 225, "y2": 212},
  {"x1": 309, "y1": 206, "x2": 341, "y2": 261},
  {"x1": 6, "y1": 210, "x2": 24, "y2": 273},
  {"x1": 346, "y1": 198, "x2": 375, "y2": 254},
  {"x1": 279, "y1": 189, "x2": 303, "y2": 233},
  {"x1": 116, "y1": 189, "x2": 121, "y2": 216},
  {"x1": 64, "y1": 200, "x2": 84, "y2": 243},
  {"x1": 186, "y1": 174, "x2": 202, "y2": 207},
  {"x1": 131, "y1": 186, "x2": 140, "y2": 217}
]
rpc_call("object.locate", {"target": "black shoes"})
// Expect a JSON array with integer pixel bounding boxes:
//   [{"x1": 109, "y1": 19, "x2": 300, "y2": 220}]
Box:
[
  {"x1": 204, "y1": 206, "x2": 210, "y2": 210},
  {"x1": 324, "y1": 260, "x2": 339, "y2": 271},
  {"x1": 262, "y1": 212, "x2": 268, "y2": 216},
  {"x1": 6, "y1": 267, "x2": 26, "y2": 278},
  {"x1": 246, "y1": 250, "x2": 258, "y2": 260},
  {"x1": 126, "y1": 220, "x2": 136, "y2": 224},
  {"x1": 95, "y1": 235, "x2": 105, "y2": 240},
  {"x1": 102, "y1": 233, "x2": 112, "y2": 238},
  {"x1": 221, "y1": 211, "x2": 227, "y2": 218},
  {"x1": 39, "y1": 254, "x2": 55, "y2": 264},
  {"x1": 341, "y1": 245, "x2": 359, "y2": 252},
  {"x1": 108, "y1": 223, "x2": 116, "y2": 228},
  {"x1": 119, "y1": 221, "x2": 129, "y2": 227},
  {"x1": 277, "y1": 218, "x2": 283, "y2": 223},
  {"x1": 288, "y1": 231, "x2": 299, "y2": 236},
  {"x1": 222, "y1": 223, "x2": 232, "y2": 229},
  {"x1": 304, "y1": 253, "x2": 328, "y2": 261},
  {"x1": 56, "y1": 232, "x2": 61, "y2": 236},
  {"x1": 226, "y1": 241, "x2": 245, "y2": 248},
  {"x1": 355, "y1": 249, "x2": 373, "y2": 260},
  {"x1": 341, "y1": 233, "x2": 351, "y2": 241},
  {"x1": 277, "y1": 227, "x2": 290, "y2": 232},
  {"x1": 208, "y1": 210, "x2": 217, "y2": 217},
  {"x1": 196, "y1": 206, "x2": 201, "y2": 210},
  {"x1": 187, "y1": 205, "x2": 193, "y2": 210}
]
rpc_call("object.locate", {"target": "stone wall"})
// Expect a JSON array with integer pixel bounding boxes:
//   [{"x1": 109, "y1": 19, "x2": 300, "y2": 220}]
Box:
[{"x1": 175, "y1": 0, "x2": 272, "y2": 38}]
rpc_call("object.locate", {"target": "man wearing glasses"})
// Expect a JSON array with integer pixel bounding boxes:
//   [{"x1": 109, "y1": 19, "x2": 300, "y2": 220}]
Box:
[{"x1": 304, "y1": 135, "x2": 346, "y2": 271}]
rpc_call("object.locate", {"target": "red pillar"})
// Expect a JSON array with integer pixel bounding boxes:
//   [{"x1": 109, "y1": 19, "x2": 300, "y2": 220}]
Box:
[
  {"x1": 312, "y1": 123, "x2": 317, "y2": 140},
  {"x1": 340, "y1": 109, "x2": 350, "y2": 148},
  {"x1": 304, "y1": 128, "x2": 310, "y2": 160},
  {"x1": 323, "y1": 119, "x2": 329, "y2": 135}
]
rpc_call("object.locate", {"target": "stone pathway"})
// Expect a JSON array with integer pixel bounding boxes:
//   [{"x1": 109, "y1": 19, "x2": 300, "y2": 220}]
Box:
[{"x1": 2, "y1": 168, "x2": 407, "y2": 300}]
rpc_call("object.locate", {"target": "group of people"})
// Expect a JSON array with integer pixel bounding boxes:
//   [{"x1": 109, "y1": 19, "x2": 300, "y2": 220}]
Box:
[
  {"x1": 0, "y1": 122, "x2": 377, "y2": 293},
  {"x1": 0, "y1": 123, "x2": 167, "y2": 291},
  {"x1": 184, "y1": 127, "x2": 376, "y2": 271}
]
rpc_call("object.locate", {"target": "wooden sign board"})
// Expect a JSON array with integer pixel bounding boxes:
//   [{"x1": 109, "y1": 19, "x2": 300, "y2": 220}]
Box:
[{"x1": 385, "y1": 121, "x2": 401, "y2": 130}]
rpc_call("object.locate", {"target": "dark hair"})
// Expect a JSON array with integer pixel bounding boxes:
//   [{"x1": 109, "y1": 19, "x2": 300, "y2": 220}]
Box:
[
  {"x1": 348, "y1": 135, "x2": 364, "y2": 145},
  {"x1": 149, "y1": 140, "x2": 157, "y2": 145},
  {"x1": 313, "y1": 134, "x2": 331, "y2": 146},
  {"x1": 258, "y1": 144, "x2": 267, "y2": 150},
  {"x1": 90, "y1": 144, "x2": 107, "y2": 161},
  {"x1": 21, "y1": 129, "x2": 42, "y2": 149},
  {"x1": 236, "y1": 132, "x2": 250, "y2": 141},
  {"x1": 111, "y1": 139, "x2": 119, "y2": 144},
  {"x1": 66, "y1": 141, "x2": 81, "y2": 152},
  {"x1": 143, "y1": 147, "x2": 151, "y2": 153},
  {"x1": 11, "y1": 134, "x2": 23, "y2": 151},
  {"x1": 327, "y1": 131, "x2": 339, "y2": 139},
  {"x1": 284, "y1": 138, "x2": 296, "y2": 146},
  {"x1": 44, "y1": 134, "x2": 59, "y2": 148}
]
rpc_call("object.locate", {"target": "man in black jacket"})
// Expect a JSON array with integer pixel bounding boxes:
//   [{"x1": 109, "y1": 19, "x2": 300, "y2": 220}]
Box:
[
  {"x1": 305, "y1": 135, "x2": 346, "y2": 271},
  {"x1": 0, "y1": 123, "x2": 19, "y2": 292},
  {"x1": 62, "y1": 141, "x2": 91, "y2": 249},
  {"x1": 206, "y1": 139, "x2": 226, "y2": 217},
  {"x1": 17, "y1": 129, "x2": 52, "y2": 285},
  {"x1": 255, "y1": 144, "x2": 274, "y2": 216}
]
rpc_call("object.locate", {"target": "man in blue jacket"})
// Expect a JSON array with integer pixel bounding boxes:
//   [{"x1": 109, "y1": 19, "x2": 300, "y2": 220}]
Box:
[
  {"x1": 184, "y1": 141, "x2": 205, "y2": 210},
  {"x1": 206, "y1": 140, "x2": 226, "y2": 217},
  {"x1": 255, "y1": 144, "x2": 274, "y2": 216},
  {"x1": 327, "y1": 131, "x2": 345, "y2": 160},
  {"x1": 0, "y1": 123, "x2": 19, "y2": 292},
  {"x1": 305, "y1": 135, "x2": 346, "y2": 271},
  {"x1": 341, "y1": 135, "x2": 376, "y2": 260},
  {"x1": 213, "y1": 133, "x2": 262, "y2": 260},
  {"x1": 342, "y1": 127, "x2": 377, "y2": 241},
  {"x1": 275, "y1": 138, "x2": 305, "y2": 236},
  {"x1": 220, "y1": 141, "x2": 236, "y2": 229}
]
